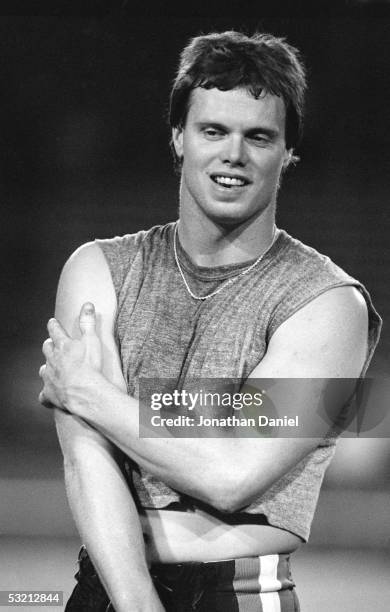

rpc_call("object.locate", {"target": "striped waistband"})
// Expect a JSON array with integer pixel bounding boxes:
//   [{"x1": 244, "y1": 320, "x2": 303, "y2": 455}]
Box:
[
  {"x1": 75, "y1": 547, "x2": 299, "y2": 611},
  {"x1": 151, "y1": 553, "x2": 295, "y2": 594},
  {"x1": 228, "y1": 554, "x2": 295, "y2": 593},
  {"x1": 151, "y1": 553, "x2": 298, "y2": 611}
]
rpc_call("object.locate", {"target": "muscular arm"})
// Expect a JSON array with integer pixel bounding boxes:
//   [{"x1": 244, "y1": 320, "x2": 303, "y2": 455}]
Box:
[
  {"x1": 53, "y1": 244, "x2": 163, "y2": 612},
  {"x1": 44, "y1": 247, "x2": 368, "y2": 514}
]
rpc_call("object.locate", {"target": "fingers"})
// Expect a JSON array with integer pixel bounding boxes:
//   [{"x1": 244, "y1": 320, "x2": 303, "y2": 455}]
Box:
[
  {"x1": 38, "y1": 389, "x2": 53, "y2": 408},
  {"x1": 79, "y1": 302, "x2": 97, "y2": 336},
  {"x1": 47, "y1": 318, "x2": 69, "y2": 346},
  {"x1": 42, "y1": 338, "x2": 54, "y2": 358},
  {"x1": 38, "y1": 366, "x2": 54, "y2": 408},
  {"x1": 38, "y1": 365, "x2": 51, "y2": 406},
  {"x1": 38, "y1": 369, "x2": 60, "y2": 409},
  {"x1": 38, "y1": 389, "x2": 58, "y2": 409}
]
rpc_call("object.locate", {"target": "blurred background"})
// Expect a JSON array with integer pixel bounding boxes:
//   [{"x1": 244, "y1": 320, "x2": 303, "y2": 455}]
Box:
[{"x1": 0, "y1": 7, "x2": 389, "y2": 611}]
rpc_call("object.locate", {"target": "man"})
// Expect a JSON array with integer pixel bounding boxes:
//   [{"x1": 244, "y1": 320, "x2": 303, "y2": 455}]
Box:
[{"x1": 39, "y1": 31, "x2": 381, "y2": 611}]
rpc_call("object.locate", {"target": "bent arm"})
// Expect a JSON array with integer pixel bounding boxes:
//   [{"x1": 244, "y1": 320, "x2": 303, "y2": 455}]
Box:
[
  {"x1": 57, "y1": 281, "x2": 368, "y2": 513},
  {"x1": 54, "y1": 243, "x2": 163, "y2": 612}
]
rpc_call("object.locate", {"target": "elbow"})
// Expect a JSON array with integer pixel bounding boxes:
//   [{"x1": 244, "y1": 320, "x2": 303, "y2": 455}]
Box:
[
  {"x1": 203, "y1": 472, "x2": 254, "y2": 514},
  {"x1": 210, "y1": 490, "x2": 250, "y2": 514},
  {"x1": 211, "y1": 497, "x2": 244, "y2": 515}
]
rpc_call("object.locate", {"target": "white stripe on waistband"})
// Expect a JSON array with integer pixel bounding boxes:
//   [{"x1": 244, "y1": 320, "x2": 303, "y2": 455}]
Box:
[{"x1": 258, "y1": 554, "x2": 283, "y2": 592}]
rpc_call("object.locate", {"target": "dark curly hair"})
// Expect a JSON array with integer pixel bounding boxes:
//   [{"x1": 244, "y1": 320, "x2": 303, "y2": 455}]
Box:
[{"x1": 169, "y1": 31, "x2": 306, "y2": 166}]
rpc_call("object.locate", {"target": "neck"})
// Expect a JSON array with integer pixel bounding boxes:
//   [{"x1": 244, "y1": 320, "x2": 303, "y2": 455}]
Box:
[{"x1": 178, "y1": 198, "x2": 276, "y2": 268}]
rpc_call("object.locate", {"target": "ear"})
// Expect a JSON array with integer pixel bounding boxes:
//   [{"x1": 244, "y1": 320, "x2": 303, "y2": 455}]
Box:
[
  {"x1": 171, "y1": 127, "x2": 184, "y2": 159},
  {"x1": 282, "y1": 148, "x2": 295, "y2": 170}
]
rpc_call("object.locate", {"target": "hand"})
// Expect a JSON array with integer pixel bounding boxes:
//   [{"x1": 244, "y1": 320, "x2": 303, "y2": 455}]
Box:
[{"x1": 39, "y1": 302, "x2": 104, "y2": 414}]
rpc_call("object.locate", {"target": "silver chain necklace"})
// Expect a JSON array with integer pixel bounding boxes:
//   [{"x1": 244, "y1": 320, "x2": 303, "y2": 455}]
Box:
[{"x1": 173, "y1": 222, "x2": 278, "y2": 301}]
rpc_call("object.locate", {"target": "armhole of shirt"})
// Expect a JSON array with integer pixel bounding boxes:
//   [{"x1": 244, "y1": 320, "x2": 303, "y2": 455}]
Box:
[
  {"x1": 95, "y1": 237, "x2": 125, "y2": 301},
  {"x1": 268, "y1": 280, "x2": 382, "y2": 376},
  {"x1": 94, "y1": 232, "x2": 146, "y2": 300}
]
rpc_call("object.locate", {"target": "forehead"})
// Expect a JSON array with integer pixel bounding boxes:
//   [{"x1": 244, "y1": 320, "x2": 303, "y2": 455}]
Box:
[{"x1": 186, "y1": 87, "x2": 286, "y2": 133}]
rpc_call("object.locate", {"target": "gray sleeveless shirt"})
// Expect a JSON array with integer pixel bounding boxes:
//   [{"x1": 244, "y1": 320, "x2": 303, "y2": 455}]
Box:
[{"x1": 96, "y1": 222, "x2": 381, "y2": 541}]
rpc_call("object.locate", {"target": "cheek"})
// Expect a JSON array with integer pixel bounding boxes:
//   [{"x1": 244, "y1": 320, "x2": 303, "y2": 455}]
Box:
[
  {"x1": 255, "y1": 154, "x2": 284, "y2": 181},
  {"x1": 181, "y1": 157, "x2": 206, "y2": 199},
  {"x1": 183, "y1": 145, "x2": 205, "y2": 169},
  {"x1": 182, "y1": 149, "x2": 209, "y2": 183}
]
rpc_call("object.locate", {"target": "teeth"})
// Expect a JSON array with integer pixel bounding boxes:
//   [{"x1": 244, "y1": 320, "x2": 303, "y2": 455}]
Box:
[{"x1": 214, "y1": 175, "x2": 246, "y2": 187}]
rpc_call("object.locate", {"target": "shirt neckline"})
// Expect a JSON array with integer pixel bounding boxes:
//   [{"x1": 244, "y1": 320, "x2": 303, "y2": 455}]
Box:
[{"x1": 171, "y1": 223, "x2": 285, "y2": 282}]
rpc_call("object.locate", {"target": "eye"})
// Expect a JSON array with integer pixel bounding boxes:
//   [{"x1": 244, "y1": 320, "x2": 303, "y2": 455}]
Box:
[
  {"x1": 249, "y1": 134, "x2": 270, "y2": 146},
  {"x1": 202, "y1": 127, "x2": 224, "y2": 139}
]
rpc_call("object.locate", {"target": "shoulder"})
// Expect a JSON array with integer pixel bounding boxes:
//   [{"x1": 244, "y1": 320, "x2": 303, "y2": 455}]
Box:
[
  {"x1": 262, "y1": 285, "x2": 368, "y2": 377},
  {"x1": 59, "y1": 242, "x2": 115, "y2": 303},
  {"x1": 95, "y1": 222, "x2": 175, "y2": 263},
  {"x1": 273, "y1": 230, "x2": 354, "y2": 285},
  {"x1": 63, "y1": 240, "x2": 106, "y2": 269},
  {"x1": 59, "y1": 222, "x2": 169, "y2": 294},
  {"x1": 94, "y1": 223, "x2": 175, "y2": 293},
  {"x1": 56, "y1": 242, "x2": 117, "y2": 338},
  {"x1": 267, "y1": 229, "x2": 380, "y2": 343},
  {"x1": 55, "y1": 220, "x2": 176, "y2": 330},
  {"x1": 276, "y1": 284, "x2": 368, "y2": 343}
]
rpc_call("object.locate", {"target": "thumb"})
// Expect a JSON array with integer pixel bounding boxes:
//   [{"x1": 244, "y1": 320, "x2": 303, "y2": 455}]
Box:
[{"x1": 79, "y1": 302, "x2": 97, "y2": 336}]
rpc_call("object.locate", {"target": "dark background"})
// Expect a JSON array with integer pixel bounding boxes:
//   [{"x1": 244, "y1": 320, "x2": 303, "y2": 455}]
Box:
[
  {"x1": 0, "y1": 10, "x2": 389, "y2": 610},
  {"x1": 1, "y1": 13, "x2": 389, "y2": 466}
]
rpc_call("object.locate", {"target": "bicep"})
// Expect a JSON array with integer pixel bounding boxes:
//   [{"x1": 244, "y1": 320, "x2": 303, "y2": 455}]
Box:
[
  {"x1": 54, "y1": 242, "x2": 127, "y2": 457},
  {"x1": 55, "y1": 242, "x2": 127, "y2": 390},
  {"x1": 255, "y1": 285, "x2": 368, "y2": 378},
  {"x1": 232, "y1": 286, "x2": 369, "y2": 500}
]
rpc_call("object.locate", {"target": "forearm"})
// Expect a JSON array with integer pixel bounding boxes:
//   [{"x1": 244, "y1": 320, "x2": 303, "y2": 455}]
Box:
[
  {"x1": 57, "y1": 412, "x2": 163, "y2": 611},
  {"x1": 65, "y1": 375, "x2": 321, "y2": 512},
  {"x1": 65, "y1": 377, "x2": 248, "y2": 509}
]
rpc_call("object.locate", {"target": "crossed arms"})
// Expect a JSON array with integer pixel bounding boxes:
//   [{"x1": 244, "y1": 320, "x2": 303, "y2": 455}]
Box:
[{"x1": 39, "y1": 242, "x2": 368, "y2": 610}]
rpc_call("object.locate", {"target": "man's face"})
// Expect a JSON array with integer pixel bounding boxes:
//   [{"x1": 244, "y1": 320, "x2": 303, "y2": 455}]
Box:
[{"x1": 172, "y1": 87, "x2": 291, "y2": 225}]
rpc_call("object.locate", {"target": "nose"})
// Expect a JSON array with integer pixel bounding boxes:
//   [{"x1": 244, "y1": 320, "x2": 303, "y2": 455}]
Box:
[{"x1": 220, "y1": 134, "x2": 248, "y2": 166}]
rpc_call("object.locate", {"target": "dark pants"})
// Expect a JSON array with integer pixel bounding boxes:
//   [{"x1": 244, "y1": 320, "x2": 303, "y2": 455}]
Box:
[{"x1": 65, "y1": 546, "x2": 300, "y2": 611}]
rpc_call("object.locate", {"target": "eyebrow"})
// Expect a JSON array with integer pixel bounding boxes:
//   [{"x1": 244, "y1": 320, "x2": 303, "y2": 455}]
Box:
[{"x1": 196, "y1": 122, "x2": 279, "y2": 139}]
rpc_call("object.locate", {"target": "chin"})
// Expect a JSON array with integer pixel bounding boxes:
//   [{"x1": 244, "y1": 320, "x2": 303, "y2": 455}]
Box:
[
  {"x1": 204, "y1": 209, "x2": 255, "y2": 228},
  {"x1": 204, "y1": 200, "x2": 268, "y2": 227}
]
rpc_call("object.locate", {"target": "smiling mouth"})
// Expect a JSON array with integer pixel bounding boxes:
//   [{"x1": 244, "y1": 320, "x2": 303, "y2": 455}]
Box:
[{"x1": 210, "y1": 174, "x2": 250, "y2": 188}]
